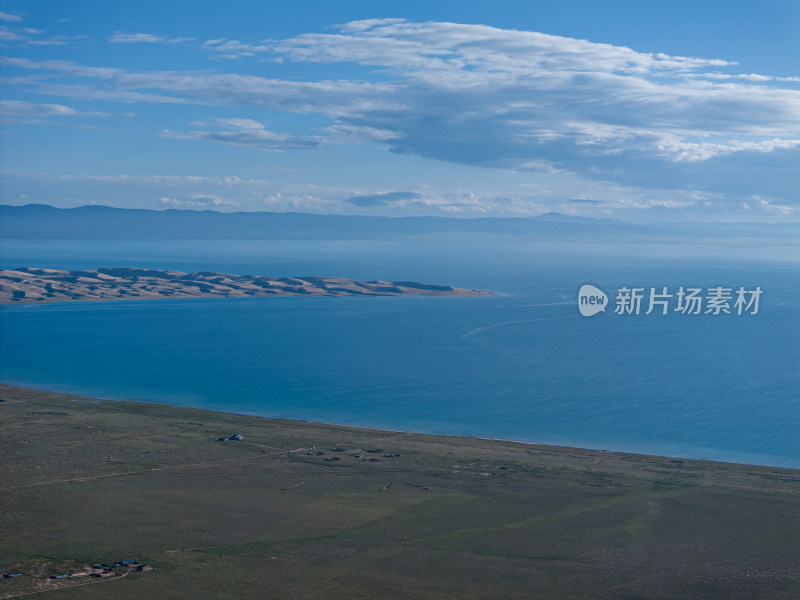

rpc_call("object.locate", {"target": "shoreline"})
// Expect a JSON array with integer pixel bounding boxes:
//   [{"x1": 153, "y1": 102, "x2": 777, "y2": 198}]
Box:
[
  {"x1": 0, "y1": 292, "x2": 496, "y2": 309},
  {"x1": 4, "y1": 383, "x2": 800, "y2": 599},
  {"x1": 3, "y1": 382, "x2": 797, "y2": 473}
]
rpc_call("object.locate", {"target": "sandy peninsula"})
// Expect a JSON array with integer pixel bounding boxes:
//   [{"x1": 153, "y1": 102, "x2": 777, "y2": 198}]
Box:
[{"x1": 0, "y1": 267, "x2": 491, "y2": 304}]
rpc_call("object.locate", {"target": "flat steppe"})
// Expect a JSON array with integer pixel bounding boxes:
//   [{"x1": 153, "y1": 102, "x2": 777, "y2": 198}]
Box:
[
  {"x1": 0, "y1": 268, "x2": 490, "y2": 304},
  {"x1": 1, "y1": 385, "x2": 799, "y2": 599}
]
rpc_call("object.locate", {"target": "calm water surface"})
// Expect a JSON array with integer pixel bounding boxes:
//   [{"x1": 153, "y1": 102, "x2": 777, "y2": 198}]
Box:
[{"x1": 1, "y1": 239, "x2": 798, "y2": 467}]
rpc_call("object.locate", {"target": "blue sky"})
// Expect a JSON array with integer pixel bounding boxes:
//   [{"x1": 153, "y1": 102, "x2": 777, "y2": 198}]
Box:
[{"x1": 1, "y1": 0, "x2": 798, "y2": 221}]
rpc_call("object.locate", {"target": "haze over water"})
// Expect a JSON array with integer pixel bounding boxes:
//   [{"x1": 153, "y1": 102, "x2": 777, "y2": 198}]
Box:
[{"x1": 1, "y1": 239, "x2": 798, "y2": 468}]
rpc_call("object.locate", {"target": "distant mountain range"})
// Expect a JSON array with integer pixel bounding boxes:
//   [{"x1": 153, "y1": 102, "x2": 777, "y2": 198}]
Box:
[{"x1": 1, "y1": 204, "x2": 798, "y2": 244}]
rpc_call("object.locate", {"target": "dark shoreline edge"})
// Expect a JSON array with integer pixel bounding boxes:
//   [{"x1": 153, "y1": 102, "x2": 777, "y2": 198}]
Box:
[{"x1": 3, "y1": 383, "x2": 797, "y2": 474}]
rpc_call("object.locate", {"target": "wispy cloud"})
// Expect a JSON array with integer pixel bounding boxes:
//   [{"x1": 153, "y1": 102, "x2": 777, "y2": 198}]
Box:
[
  {"x1": 210, "y1": 18, "x2": 734, "y2": 74},
  {"x1": 109, "y1": 32, "x2": 193, "y2": 44},
  {"x1": 27, "y1": 35, "x2": 87, "y2": 47},
  {"x1": 656, "y1": 136, "x2": 800, "y2": 162},
  {"x1": 0, "y1": 56, "x2": 120, "y2": 79},
  {"x1": 25, "y1": 83, "x2": 191, "y2": 104},
  {"x1": 159, "y1": 194, "x2": 239, "y2": 208},
  {"x1": 0, "y1": 25, "x2": 26, "y2": 40},
  {"x1": 160, "y1": 118, "x2": 320, "y2": 150},
  {"x1": 569, "y1": 198, "x2": 604, "y2": 205},
  {"x1": 0, "y1": 18, "x2": 84, "y2": 47},
  {"x1": 347, "y1": 191, "x2": 422, "y2": 207},
  {"x1": 0, "y1": 99, "x2": 114, "y2": 118},
  {"x1": 704, "y1": 72, "x2": 800, "y2": 83},
  {"x1": 0, "y1": 11, "x2": 23, "y2": 22}
]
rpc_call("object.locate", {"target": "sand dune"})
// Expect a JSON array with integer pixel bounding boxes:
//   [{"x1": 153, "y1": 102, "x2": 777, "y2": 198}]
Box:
[{"x1": 0, "y1": 267, "x2": 491, "y2": 304}]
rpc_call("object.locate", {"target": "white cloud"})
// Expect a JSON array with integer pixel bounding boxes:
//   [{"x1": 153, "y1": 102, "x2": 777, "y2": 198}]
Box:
[
  {"x1": 0, "y1": 11, "x2": 23, "y2": 22},
  {"x1": 27, "y1": 39, "x2": 68, "y2": 46},
  {"x1": 110, "y1": 32, "x2": 165, "y2": 43},
  {"x1": 347, "y1": 191, "x2": 422, "y2": 207},
  {"x1": 29, "y1": 83, "x2": 191, "y2": 104},
  {"x1": 256, "y1": 19, "x2": 734, "y2": 77},
  {"x1": 208, "y1": 19, "x2": 734, "y2": 77},
  {"x1": 200, "y1": 38, "x2": 271, "y2": 57},
  {"x1": 0, "y1": 56, "x2": 120, "y2": 79},
  {"x1": 704, "y1": 72, "x2": 800, "y2": 83},
  {"x1": 159, "y1": 194, "x2": 239, "y2": 208},
  {"x1": 0, "y1": 25, "x2": 26, "y2": 40},
  {"x1": 338, "y1": 18, "x2": 408, "y2": 33},
  {"x1": 109, "y1": 32, "x2": 193, "y2": 44},
  {"x1": 160, "y1": 117, "x2": 320, "y2": 150},
  {"x1": 27, "y1": 35, "x2": 87, "y2": 47},
  {"x1": 0, "y1": 99, "x2": 113, "y2": 118},
  {"x1": 755, "y1": 197, "x2": 796, "y2": 216},
  {"x1": 0, "y1": 21, "x2": 85, "y2": 47},
  {"x1": 656, "y1": 136, "x2": 800, "y2": 162},
  {"x1": 112, "y1": 70, "x2": 397, "y2": 118}
]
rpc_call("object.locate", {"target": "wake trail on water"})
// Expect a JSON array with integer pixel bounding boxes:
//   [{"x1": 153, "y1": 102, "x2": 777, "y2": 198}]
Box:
[
  {"x1": 461, "y1": 315, "x2": 578, "y2": 338},
  {"x1": 518, "y1": 301, "x2": 575, "y2": 307}
]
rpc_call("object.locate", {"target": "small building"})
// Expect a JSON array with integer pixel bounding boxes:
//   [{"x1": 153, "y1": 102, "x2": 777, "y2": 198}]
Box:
[
  {"x1": 113, "y1": 559, "x2": 137, "y2": 567},
  {"x1": 3, "y1": 574, "x2": 22, "y2": 578},
  {"x1": 50, "y1": 574, "x2": 71, "y2": 579}
]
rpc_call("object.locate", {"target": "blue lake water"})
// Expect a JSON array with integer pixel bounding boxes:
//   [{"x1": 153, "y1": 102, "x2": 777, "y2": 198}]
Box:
[{"x1": 1, "y1": 239, "x2": 799, "y2": 467}]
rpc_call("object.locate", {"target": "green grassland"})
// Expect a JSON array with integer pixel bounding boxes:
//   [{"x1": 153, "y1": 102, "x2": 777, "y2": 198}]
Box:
[{"x1": 1, "y1": 384, "x2": 799, "y2": 599}]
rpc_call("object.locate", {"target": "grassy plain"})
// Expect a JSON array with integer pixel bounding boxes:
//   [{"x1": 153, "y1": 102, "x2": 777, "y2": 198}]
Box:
[{"x1": 1, "y1": 384, "x2": 799, "y2": 599}]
